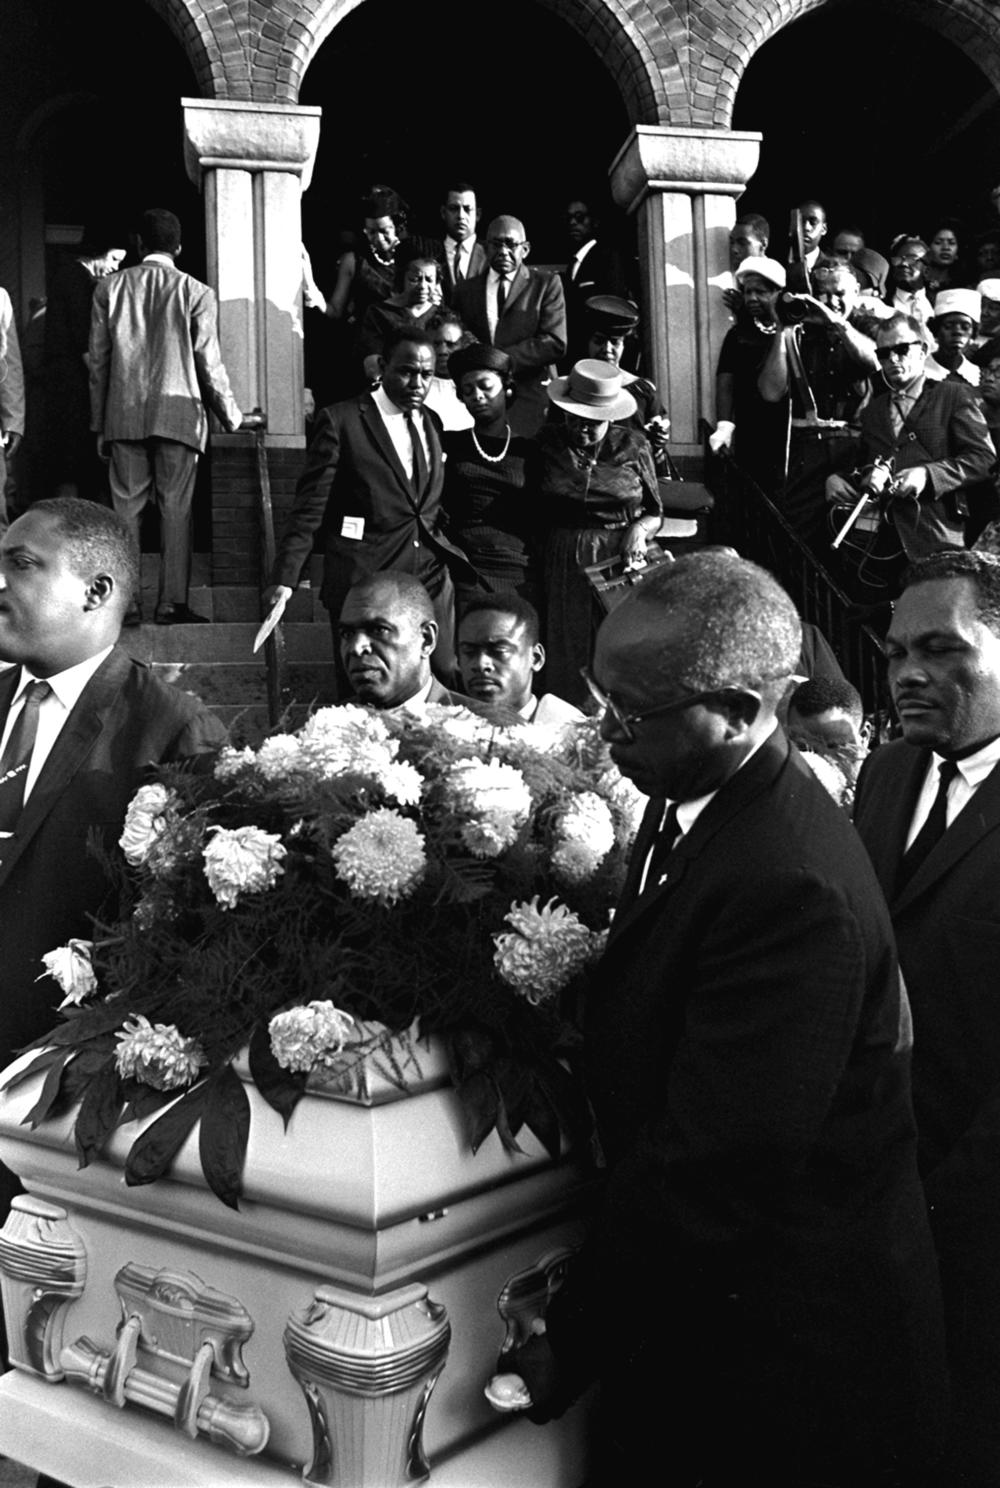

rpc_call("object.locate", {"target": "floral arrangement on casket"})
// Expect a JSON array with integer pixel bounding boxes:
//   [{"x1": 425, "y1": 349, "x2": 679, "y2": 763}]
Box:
[{"x1": 4, "y1": 704, "x2": 643, "y2": 1209}]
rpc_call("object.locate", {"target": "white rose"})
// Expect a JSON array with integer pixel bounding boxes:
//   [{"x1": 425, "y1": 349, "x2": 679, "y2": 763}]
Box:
[{"x1": 38, "y1": 939, "x2": 98, "y2": 1007}]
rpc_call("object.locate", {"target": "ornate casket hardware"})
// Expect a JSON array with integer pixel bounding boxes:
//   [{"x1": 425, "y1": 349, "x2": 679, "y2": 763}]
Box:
[
  {"x1": 495, "y1": 1246, "x2": 575, "y2": 1357},
  {"x1": 0, "y1": 1196, "x2": 87, "y2": 1379},
  {"x1": 59, "y1": 1263, "x2": 270, "y2": 1456}
]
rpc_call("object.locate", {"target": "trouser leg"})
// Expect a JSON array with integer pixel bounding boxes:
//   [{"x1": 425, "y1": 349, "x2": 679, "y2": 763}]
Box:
[
  {"x1": 151, "y1": 439, "x2": 198, "y2": 607},
  {"x1": 108, "y1": 440, "x2": 154, "y2": 560}
]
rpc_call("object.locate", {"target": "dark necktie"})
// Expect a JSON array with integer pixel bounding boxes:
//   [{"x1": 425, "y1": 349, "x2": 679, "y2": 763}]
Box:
[
  {"x1": 452, "y1": 247, "x2": 464, "y2": 284},
  {"x1": 496, "y1": 276, "x2": 507, "y2": 320},
  {"x1": 0, "y1": 680, "x2": 52, "y2": 832},
  {"x1": 405, "y1": 411, "x2": 429, "y2": 498},
  {"x1": 643, "y1": 802, "x2": 681, "y2": 891},
  {"x1": 897, "y1": 759, "x2": 959, "y2": 892}
]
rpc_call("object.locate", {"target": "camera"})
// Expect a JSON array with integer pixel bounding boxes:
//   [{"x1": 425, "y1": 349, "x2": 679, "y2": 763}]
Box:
[{"x1": 774, "y1": 291, "x2": 814, "y2": 326}]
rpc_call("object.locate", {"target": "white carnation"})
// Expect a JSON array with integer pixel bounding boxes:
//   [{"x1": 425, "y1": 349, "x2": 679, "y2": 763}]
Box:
[
  {"x1": 38, "y1": 939, "x2": 98, "y2": 1007},
  {"x1": 119, "y1": 784, "x2": 178, "y2": 867},
  {"x1": 332, "y1": 808, "x2": 426, "y2": 904},
  {"x1": 203, "y1": 825, "x2": 287, "y2": 909},
  {"x1": 551, "y1": 791, "x2": 616, "y2": 884},
  {"x1": 269, "y1": 1000, "x2": 357, "y2": 1073},
  {"x1": 493, "y1": 896, "x2": 599, "y2": 1004},
  {"x1": 443, "y1": 756, "x2": 532, "y2": 858}
]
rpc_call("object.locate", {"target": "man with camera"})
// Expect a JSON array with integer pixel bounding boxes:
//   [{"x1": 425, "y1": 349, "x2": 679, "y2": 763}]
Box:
[
  {"x1": 824, "y1": 313, "x2": 995, "y2": 571},
  {"x1": 758, "y1": 257, "x2": 879, "y2": 548}
]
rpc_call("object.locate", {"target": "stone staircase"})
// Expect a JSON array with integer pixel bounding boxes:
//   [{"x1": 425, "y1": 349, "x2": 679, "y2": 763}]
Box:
[{"x1": 121, "y1": 552, "x2": 335, "y2": 745}]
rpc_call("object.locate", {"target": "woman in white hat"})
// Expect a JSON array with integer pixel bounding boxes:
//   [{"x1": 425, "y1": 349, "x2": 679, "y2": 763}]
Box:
[
  {"x1": 537, "y1": 359, "x2": 660, "y2": 708},
  {"x1": 925, "y1": 288, "x2": 982, "y2": 387}
]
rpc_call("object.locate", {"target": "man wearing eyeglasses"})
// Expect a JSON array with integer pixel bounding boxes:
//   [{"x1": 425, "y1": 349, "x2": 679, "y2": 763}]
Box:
[
  {"x1": 452, "y1": 214, "x2": 567, "y2": 436},
  {"x1": 508, "y1": 551, "x2": 948, "y2": 1486},
  {"x1": 825, "y1": 313, "x2": 995, "y2": 561}
]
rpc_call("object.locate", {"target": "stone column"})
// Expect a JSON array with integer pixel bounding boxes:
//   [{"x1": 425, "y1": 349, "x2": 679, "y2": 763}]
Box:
[
  {"x1": 610, "y1": 126, "x2": 762, "y2": 464},
  {"x1": 182, "y1": 100, "x2": 322, "y2": 449}
]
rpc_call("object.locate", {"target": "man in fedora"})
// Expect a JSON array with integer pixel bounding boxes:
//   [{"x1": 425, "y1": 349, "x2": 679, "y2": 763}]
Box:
[
  {"x1": 452, "y1": 215, "x2": 567, "y2": 437},
  {"x1": 536, "y1": 359, "x2": 661, "y2": 707}
]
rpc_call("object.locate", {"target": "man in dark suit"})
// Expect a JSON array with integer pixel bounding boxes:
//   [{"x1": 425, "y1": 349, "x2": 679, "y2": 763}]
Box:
[
  {"x1": 266, "y1": 325, "x2": 475, "y2": 689},
  {"x1": 853, "y1": 549, "x2": 1000, "y2": 1486},
  {"x1": 559, "y1": 196, "x2": 628, "y2": 367},
  {"x1": 509, "y1": 551, "x2": 948, "y2": 1486},
  {"x1": 452, "y1": 215, "x2": 567, "y2": 436},
  {"x1": 826, "y1": 312, "x2": 996, "y2": 563},
  {"x1": 433, "y1": 182, "x2": 487, "y2": 304},
  {"x1": 0, "y1": 496, "x2": 226, "y2": 1358}
]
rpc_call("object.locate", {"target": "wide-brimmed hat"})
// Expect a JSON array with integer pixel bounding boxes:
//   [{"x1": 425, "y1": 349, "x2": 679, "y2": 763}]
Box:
[
  {"x1": 734, "y1": 255, "x2": 786, "y2": 290},
  {"x1": 546, "y1": 359, "x2": 637, "y2": 421},
  {"x1": 931, "y1": 288, "x2": 981, "y2": 324},
  {"x1": 977, "y1": 278, "x2": 1000, "y2": 301},
  {"x1": 448, "y1": 343, "x2": 512, "y2": 388},
  {"x1": 583, "y1": 294, "x2": 641, "y2": 335}
]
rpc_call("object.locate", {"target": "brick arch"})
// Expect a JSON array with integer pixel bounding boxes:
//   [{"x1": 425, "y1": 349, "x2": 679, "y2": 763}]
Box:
[{"x1": 712, "y1": 0, "x2": 1000, "y2": 129}]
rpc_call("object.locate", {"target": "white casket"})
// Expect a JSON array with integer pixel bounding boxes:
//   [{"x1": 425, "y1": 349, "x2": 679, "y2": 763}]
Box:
[{"x1": 0, "y1": 1037, "x2": 597, "y2": 1487}]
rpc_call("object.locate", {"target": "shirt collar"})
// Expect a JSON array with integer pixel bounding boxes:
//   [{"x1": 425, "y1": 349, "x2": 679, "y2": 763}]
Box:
[
  {"x1": 388, "y1": 673, "x2": 436, "y2": 715},
  {"x1": 14, "y1": 646, "x2": 114, "y2": 713},
  {"x1": 374, "y1": 383, "x2": 408, "y2": 421},
  {"x1": 934, "y1": 735, "x2": 1000, "y2": 789},
  {"x1": 142, "y1": 253, "x2": 175, "y2": 267}
]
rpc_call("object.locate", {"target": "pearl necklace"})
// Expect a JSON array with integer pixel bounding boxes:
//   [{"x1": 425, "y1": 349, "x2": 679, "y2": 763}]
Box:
[{"x1": 470, "y1": 425, "x2": 512, "y2": 464}]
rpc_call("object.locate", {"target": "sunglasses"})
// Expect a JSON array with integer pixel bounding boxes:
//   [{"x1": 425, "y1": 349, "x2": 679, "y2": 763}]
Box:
[{"x1": 876, "y1": 342, "x2": 923, "y2": 363}]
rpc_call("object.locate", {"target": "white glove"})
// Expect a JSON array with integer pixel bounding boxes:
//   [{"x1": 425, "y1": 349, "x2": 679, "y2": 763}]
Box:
[{"x1": 709, "y1": 421, "x2": 735, "y2": 454}]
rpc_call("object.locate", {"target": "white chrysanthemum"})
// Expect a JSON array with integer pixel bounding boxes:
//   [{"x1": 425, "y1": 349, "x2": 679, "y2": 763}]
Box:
[
  {"x1": 255, "y1": 734, "x2": 306, "y2": 781},
  {"x1": 214, "y1": 745, "x2": 257, "y2": 782},
  {"x1": 203, "y1": 825, "x2": 287, "y2": 909},
  {"x1": 297, "y1": 705, "x2": 395, "y2": 779},
  {"x1": 597, "y1": 767, "x2": 647, "y2": 841},
  {"x1": 552, "y1": 791, "x2": 616, "y2": 884},
  {"x1": 426, "y1": 707, "x2": 497, "y2": 745},
  {"x1": 799, "y1": 750, "x2": 849, "y2": 805},
  {"x1": 493, "y1": 896, "x2": 598, "y2": 1004},
  {"x1": 119, "y1": 784, "x2": 179, "y2": 866},
  {"x1": 114, "y1": 1015, "x2": 206, "y2": 1091},
  {"x1": 374, "y1": 758, "x2": 424, "y2": 806},
  {"x1": 269, "y1": 1000, "x2": 358, "y2": 1073},
  {"x1": 443, "y1": 757, "x2": 532, "y2": 858},
  {"x1": 332, "y1": 808, "x2": 426, "y2": 904},
  {"x1": 38, "y1": 939, "x2": 98, "y2": 1007}
]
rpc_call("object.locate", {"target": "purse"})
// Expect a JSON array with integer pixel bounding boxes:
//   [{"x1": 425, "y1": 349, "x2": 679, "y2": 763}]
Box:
[{"x1": 582, "y1": 540, "x2": 676, "y2": 614}]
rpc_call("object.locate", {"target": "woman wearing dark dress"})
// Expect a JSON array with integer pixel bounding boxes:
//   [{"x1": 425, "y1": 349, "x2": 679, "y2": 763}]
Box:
[
  {"x1": 43, "y1": 226, "x2": 127, "y2": 500},
  {"x1": 441, "y1": 344, "x2": 542, "y2": 616},
  {"x1": 538, "y1": 360, "x2": 661, "y2": 708},
  {"x1": 357, "y1": 251, "x2": 442, "y2": 383}
]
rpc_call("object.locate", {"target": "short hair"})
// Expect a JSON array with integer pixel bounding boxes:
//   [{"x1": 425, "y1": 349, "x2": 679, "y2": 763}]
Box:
[
  {"x1": 395, "y1": 249, "x2": 442, "y2": 292},
  {"x1": 876, "y1": 312, "x2": 925, "y2": 343},
  {"x1": 381, "y1": 323, "x2": 435, "y2": 361},
  {"x1": 28, "y1": 497, "x2": 139, "y2": 606},
  {"x1": 812, "y1": 256, "x2": 860, "y2": 287},
  {"x1": 343, "y1": 571, "x2": 436, "y2": 628},
  {"x1": 796, "y1": 199, "x2": 826, "y2": 218},
  {"x1": 138, "y1": 209, "x2": 181, "y2": 255},
  {"x1": 360, "y1": 185, "x2": 409, "y2": 230},
  {"x1": 426, "y1": 307, "x2": 464, "y2": 333},
  {"x1": 788, "y1": 677, "x2": 863, "y2": 726},
  {"x1": 458, "y1": 594, "x2": 541, "y2": 646},
  {"x1": 736, "y1": 212, "x2": 770, "y2": 242},
  {"x1": 630, "y1": 552, "x2": 801, "y2": 697},
  {"x1": 832, "y1": 224, "x2": 865, "y2": 242},
  {"x1": 443, "y1": 181, "x2": 477, "y2": 202},
  {"x1": 901, "y1": 550, "x2": 1000, "y2": 636},
  {"x1": 890, "y1": 234, "x2": 929, "y2": 257}
]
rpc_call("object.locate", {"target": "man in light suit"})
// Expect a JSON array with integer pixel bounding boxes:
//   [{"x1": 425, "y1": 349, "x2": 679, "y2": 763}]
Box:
[
  {"x1": 266, "y1": 325, "x2": 476, "y2": 691},
  {"x1": 89, "y1": 207, "x2": 243, "y2": 624},
  {"x1": 0, "y1": 285, "x2": 25, "y2": 529},
  {"x1": 853, "y1": 549, "x2": 1000, "y2": 1486},
  {"x1": 509, "y1": 552, "x2": 948, "y2": 1486},
  {"x1": 0, "y1": 497, "x2": 226, "y2": 1358},
  {"x1": 453, "y1": 215, "x2": 567, "y2": 436},
  {"x1": 826, "y1": 312, "x2": 996, "y2": 563},
  {"x1": 433, "y1": 182, "x2": 487, "y2": 304}
]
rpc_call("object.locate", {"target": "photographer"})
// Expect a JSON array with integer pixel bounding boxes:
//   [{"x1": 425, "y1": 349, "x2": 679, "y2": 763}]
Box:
[
  {"x1": 758, "y1": 256, "x2": 878, "y2": 546},
  {"x1": 825, "y1": 313, "x2": 995, "y2": 569}
]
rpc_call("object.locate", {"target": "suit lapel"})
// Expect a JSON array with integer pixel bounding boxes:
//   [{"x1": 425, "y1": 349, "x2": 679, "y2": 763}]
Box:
[
  {"x1": 502, "y1": 265, "x2": 530, "y2": 317},
  {"x1": 894, "y1": 757, "x2": 1000, "y2": 912},
  {"x1": 859, "y1": 746, "x2": 928, "y2": 898},
  {"x1": 0, "y1": 650, "x2": 130, "y2": 889},
  {"x1": 416, "y1": 410, "x2": 442, "y2": 511},
  {"x1": 359, "y1": 395, "x2": 415, "y2": 506}
]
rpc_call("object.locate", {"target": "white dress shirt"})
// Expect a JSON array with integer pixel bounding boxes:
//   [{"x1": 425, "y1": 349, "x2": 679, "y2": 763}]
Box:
[
  {"x1": 0, "y1": 648, "x2": 114, "y2": 802},
  {"x1": 445, "y1": 235, "x2": 474, "y2": 284},
  {"x1": 568, "y1": 239, "x2": 597, "y2": 283},
  {"x1": 905, "y1": 734, "x2": 1000, "y2": 849},
  {"x1": 373, "y1": 384, "x2": 430, "y2": 481}
]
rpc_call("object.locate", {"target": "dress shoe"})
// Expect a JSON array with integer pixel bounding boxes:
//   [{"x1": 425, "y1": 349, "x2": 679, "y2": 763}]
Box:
[{"x1": 154, "y1": 603, "x2": 210, "y2": 625}]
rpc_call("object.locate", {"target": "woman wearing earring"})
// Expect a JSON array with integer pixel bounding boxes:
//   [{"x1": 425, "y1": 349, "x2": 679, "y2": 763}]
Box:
[
  {"x1": 538, "y1": 360, "x2": 661, "y2": 708},
  {"x1": 441, "y1": 343, "x2": 542, "y2": 615}
]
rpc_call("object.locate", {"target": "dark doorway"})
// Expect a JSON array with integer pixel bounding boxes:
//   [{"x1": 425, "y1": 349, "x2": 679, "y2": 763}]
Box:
[{"x1": 733, "y1": 3, "x2": 1000, "y2": 263}]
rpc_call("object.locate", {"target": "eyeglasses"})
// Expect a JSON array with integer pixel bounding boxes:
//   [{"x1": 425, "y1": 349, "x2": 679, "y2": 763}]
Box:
[
  {"x1": 875, "y1": 341, "x2": 923, "y2": 363},
  {"x1": 487, "y1": 237, "x2": 525, "y2": 250},
  {"x1": 580, "y1": 668, "x2": 720, "y2": 742},
  {"x1": 891, "y1": 255, "x2": 925, "y2": 267}
]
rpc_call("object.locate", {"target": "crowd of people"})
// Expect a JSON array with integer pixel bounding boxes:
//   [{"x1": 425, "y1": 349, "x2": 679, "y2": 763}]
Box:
[{"x1": 712, "y1": 198, "x2": 1000, "y2": 607}]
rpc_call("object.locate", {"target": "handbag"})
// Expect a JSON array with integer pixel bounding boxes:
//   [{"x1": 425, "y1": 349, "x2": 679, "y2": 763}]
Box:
[
  {"x1": 657, "y1": 450, "x2": 715, "y2": 515},
  {"x1": 582, "y1": 540, "x2": 676, "y2": 614}
]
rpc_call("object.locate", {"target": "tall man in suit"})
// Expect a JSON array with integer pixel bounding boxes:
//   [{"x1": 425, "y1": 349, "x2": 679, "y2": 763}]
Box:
[
  {"x1": 89, "y1": 207, "x2": 244, "y2": 625},
  {"x1": 853, "y1": 549, "x2": 1000, "y2": 1486},
  {"x1": 265, "y1": 325, "x2": 475, "y2": 690},
  {"x1": 509, "y1": 551, "x2": 948, "y2": 1486},
  {"x1": 560, "y1": 197, "x2": 628, "y2": 367},
  {"x1": 434, "y1": 182, "x2": 486, "y2": 303},
  {"x1": 0, "y1": 285, "x2": 25, "y2": 528},
  {"x1": 453, "y1": 215, "x2": 566, "y2": 436},
  {"x1": 0, "y1": 497, "x2": 226, "y2": 1356},
  {"x1": 826, "y1": 312, "x2": 996, "y2": 567}
]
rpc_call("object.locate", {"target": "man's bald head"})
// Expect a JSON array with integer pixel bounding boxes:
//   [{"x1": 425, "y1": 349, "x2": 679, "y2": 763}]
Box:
[{"x1": 486, "y1": 216, "x2": 530, "y2": 275}]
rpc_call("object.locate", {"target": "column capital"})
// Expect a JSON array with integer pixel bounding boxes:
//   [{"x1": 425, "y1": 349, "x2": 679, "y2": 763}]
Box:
[
  {"x1": 182, "y1": 99, "x2": 322, "y2": 191},
  {"x1": 610, "y1": 126, "x2": 762, "y2": 212}
]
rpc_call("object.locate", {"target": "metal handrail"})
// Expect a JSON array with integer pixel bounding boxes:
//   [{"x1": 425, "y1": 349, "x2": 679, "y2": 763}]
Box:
[
  {"x1": 698, "y1": 420, "x2": 890, "y2": 724},
  {"x1": 243, "y1": 409, "x2": 288, "y2": 728}
]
